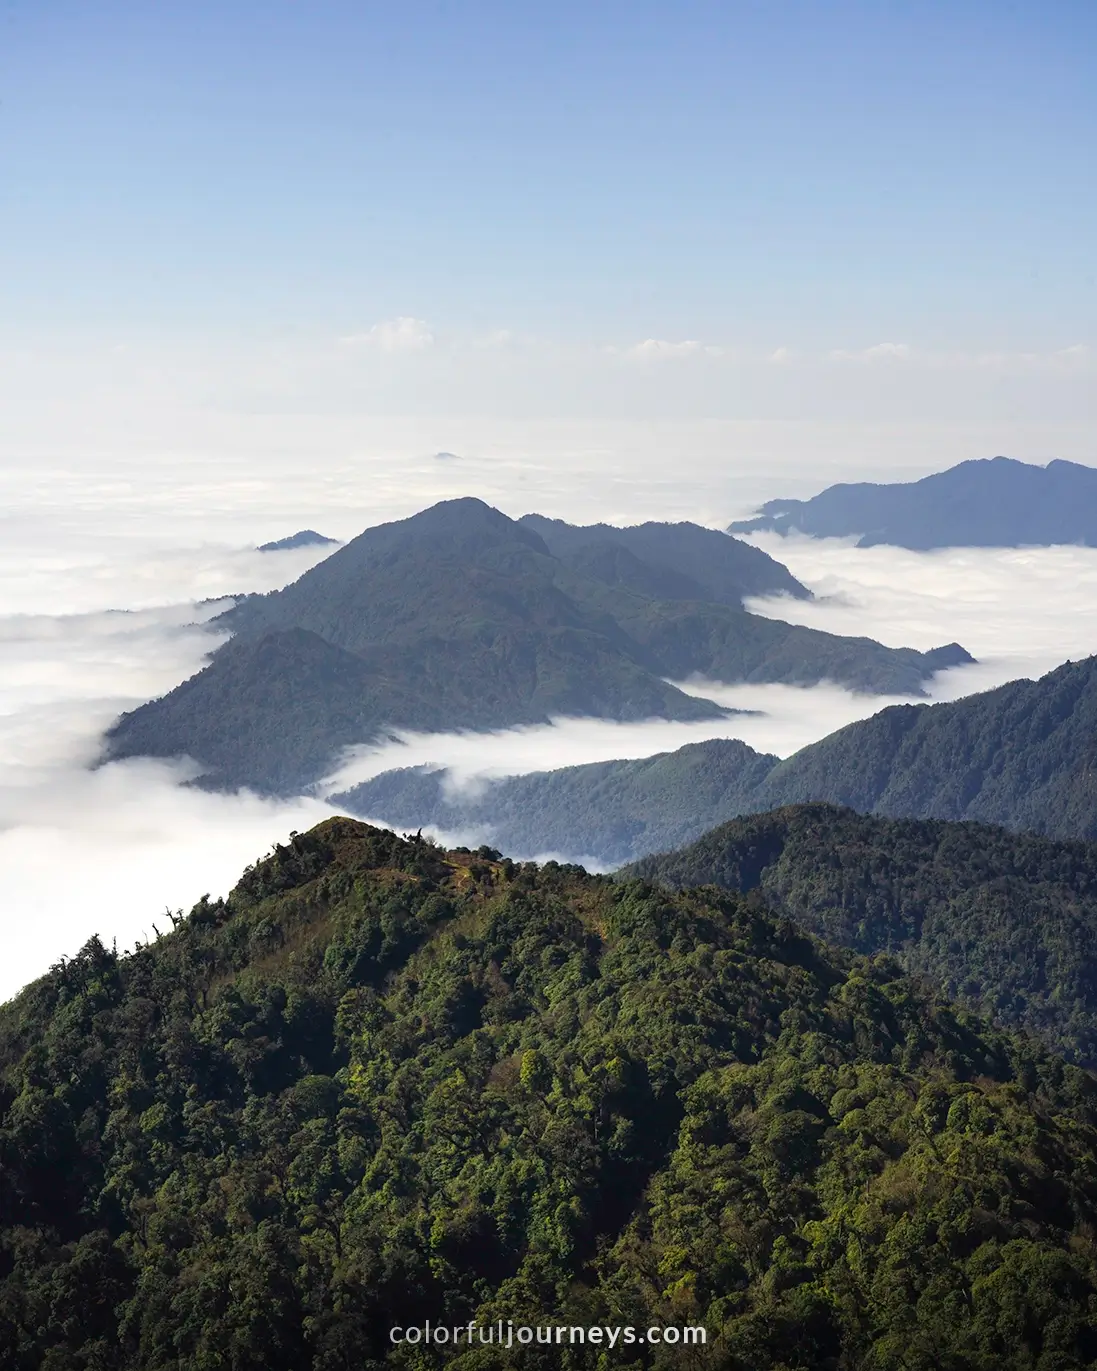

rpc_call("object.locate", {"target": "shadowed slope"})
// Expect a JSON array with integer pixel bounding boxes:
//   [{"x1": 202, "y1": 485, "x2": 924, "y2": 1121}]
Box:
[
  {"x1": 105, "y1": 499, "x2": 970, "y2": 793},
  {"x1": 624, "y1": 802, "x2": 1097, "y2": 1066}
]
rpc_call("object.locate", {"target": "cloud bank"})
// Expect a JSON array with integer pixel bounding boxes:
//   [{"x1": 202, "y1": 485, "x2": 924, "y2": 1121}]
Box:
[{"x1": 3, "y1": 435, "x2": 1097, "y2": 1002}]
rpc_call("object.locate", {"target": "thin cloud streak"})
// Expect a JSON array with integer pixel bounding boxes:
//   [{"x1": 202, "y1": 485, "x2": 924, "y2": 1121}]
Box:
[
  {"x1": 340, "y1": 317, "x2": 435, "y2": 352},
  {"x1": 316, "y1": 659, "x2": 998, "y2": 803}
]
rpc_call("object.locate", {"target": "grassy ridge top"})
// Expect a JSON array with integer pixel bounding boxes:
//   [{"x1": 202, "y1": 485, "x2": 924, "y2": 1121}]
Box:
[{"x1": 4, "y1": 817, "x2": 1097, "y2": 1368}]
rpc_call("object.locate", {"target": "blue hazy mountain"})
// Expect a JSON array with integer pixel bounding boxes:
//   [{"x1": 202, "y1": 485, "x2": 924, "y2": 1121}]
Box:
[
  {"x1": 258, "y1": 529, "x2": 340, "y2": 552},
  {"x1": 106, "y1": 499, "x2": 970, "y2": 793},
  {"x1": 729, "y1": 456, "x2": 1097, "y2": 548},
  {"x1": 519, "y1": 512, "x2": 810, "y2": 603}
]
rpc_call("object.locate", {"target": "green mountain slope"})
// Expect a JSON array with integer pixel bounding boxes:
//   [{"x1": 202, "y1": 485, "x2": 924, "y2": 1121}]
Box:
[
  {"x1": 624, "y1": 803, "x2": 1097, "y2": 1066},
  {"x1": 754, "y1": 655, "x2": 1097, "y2": 837},
  {"x1": 345, "y1": 654, "x2": 1097, "y2": 867},
  {"x1": 107, "y1": 624, "x2": 723, "y2": 794},
  {"x1": 729, "y1": 455, "x2": 1097, "y2": 548},
  {"x1": 5, "y1": 818, "x2": 1097, "y2": 1369},
  {"x1": 336, "y1": 738, "x2": 780, "y2": 864},
  {"x1": 104, "y1": 499, "x2": 970, "y2": 794}
]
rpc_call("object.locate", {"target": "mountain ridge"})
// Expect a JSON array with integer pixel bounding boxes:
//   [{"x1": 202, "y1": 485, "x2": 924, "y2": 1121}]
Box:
[
  {"x1": 258, "y1": 529, "x2": 340, "y2": 552},
  {"x1": 338, "y1": 654, "x2": 1097, "y2": 865},
  {"x1": 729, "y1": 455, "x2": 1097, "y2": 548},
  {"x1": 104, "y1": 498, "x2": 970, "y2": 793},
  {"x1": 622, "y1": 801, "x2": 1097, "y2": 1066},
  {"x1": 5, "y1": 815, "x2": 1097, "y2": 1368}
]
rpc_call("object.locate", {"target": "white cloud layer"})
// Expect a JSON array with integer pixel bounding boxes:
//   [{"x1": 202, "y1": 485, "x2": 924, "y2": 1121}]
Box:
[{"x1": 2, "y1": 431, "x2": 1097, "y2": 1001}]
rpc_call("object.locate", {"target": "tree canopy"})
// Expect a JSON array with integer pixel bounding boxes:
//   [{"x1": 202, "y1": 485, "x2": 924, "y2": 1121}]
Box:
[{"x1": 4, "y1": 817, "x2": 1097, "y2": 1369}]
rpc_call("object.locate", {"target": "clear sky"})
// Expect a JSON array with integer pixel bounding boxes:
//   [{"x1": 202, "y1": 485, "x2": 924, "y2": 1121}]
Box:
[{"x1": 1, "y1": 0, "x2": 1095, "y2": 428}]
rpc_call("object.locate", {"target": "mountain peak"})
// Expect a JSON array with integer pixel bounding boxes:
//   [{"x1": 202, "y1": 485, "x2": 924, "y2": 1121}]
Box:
[
  {"x1": 729, "y1": 455, "x2": 1097, "y2": 548},
  {"x1": 258, "y1": 529, "x2": 339, "y2": 552}
]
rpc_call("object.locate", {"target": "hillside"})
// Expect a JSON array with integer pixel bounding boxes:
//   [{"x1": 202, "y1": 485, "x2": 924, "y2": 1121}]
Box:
[
  {"x1": 753, "y1": 655, "x2": 1097, "y2": 837},
  {"x1": 729, "y1": 455, "x2": 1097, "y2": 548},
  {"x1": 624, "y1": 803, "x2": 1097, "y2": 1066},
  {"x1": 104, "y1": 624, "x2": 722, "y2": 794},
  {"x1": 344, "y1": 654, "x2": 1097, "y2": 866},
  {"x1": 519, "y1": 512, "x2": 810, "y2": 604},
  {"x1": 104, "y1": 499, "x2": 970, "y2": 793},
  {"x1": 336, "y1": 738, "x2": 781, "y2": 865},
  {"x1": 5, "y1": 818, "x2": 1097, "y2": 1369}
]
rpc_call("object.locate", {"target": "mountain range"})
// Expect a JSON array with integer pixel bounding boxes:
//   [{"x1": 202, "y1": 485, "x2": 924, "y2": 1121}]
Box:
[
  {"x1": 729, "y1": 455, "x2": 1097, "y2": 548},
  {"x1": 5, "y1": 815, "x2": 1097, "y2": 1368},
  {"x1": 335, "y1": 738, "x2": 779, "y2": 864},
  {"x1": 104, "y1": 498, "x2": 969, "y2": 793},
  {"x1": 338, "y1": 654, "x2": 1097, "y2": 864},
  {"x1": 624, "y1": 802, "x2": 1097, "y2": 1067}
]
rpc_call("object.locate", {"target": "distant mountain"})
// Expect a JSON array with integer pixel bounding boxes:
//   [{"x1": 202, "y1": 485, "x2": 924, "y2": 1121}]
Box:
[
  {"x1": 623, "y1": 803, "x2": 1097, "y2": 1067},
  {"x1": 7, "y1": 816, "x2": 1097, "y2": 1367},
  {"x1": 519, "y1": 512, "x2": 810, "y2": 603},
  {"x1": 729, "y1": 455, "x2": 1097, "y2": 548},
  {"x1": 341, "y1": 655, "x2": 1097, "y2": 865},
  {"x1": 258, "y1": 529, "x2": 340, "y2": 552},
  {"x1": 105, "y1": 498, "x2": 969, "y2": 793},
  {"x1": 335, "y1": 738, "x2": 780, "y2": 864}
]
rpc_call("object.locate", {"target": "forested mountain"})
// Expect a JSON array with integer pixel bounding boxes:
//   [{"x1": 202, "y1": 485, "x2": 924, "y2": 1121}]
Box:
[
  {"x1": 729, "y1": 455, "x2": 1097, "y2": 548},
  {"x1": 6, "y1": 817, "x2": 1097, "y2": 1369},
  {"x1": 337, "y1": 739, "x2": 780, "y2": 865},
  {"x1": 753, "y1": 655, "x2": 1097, "y2": 837},
  {"x1": 104, "y1": 499, "x2": 969, "y2": 793},
  {"x1": 518, "y1": 512, "x2": 809, "y2": 604},
  {"x1": 624, "y1": 803, "x2": 1097, "y2": 1067},
  {"x1": 344, "y1": 655, "x2": 1097, "y2": 866}
]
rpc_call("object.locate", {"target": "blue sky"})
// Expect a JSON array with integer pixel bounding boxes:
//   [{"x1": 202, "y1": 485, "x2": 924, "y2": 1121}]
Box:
[
  {"x1": 0, "y1": 1, "x2": 1094, "y2": 440},
  {"x1": 3, "y1": 1, "x2": 1094, "y2": 348}
]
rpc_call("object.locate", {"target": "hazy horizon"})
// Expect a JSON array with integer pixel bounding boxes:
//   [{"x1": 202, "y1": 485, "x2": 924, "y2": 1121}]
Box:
[
  {"x1": 2, "y1": 2, "x2": 1096, "y2": 997},
  {"x1": 5, "y1": 469, "x2": 1097, "y2": 999}
]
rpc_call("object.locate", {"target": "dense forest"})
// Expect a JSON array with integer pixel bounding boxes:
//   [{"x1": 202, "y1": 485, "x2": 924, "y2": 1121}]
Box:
[
  {"x1": 337, "y1": 739, "x2": 780, "y2": 866},
  {"x1": 104, "y1": 499, "x2": 969, "y2": 793},
  {"x1": 5, "y1": 817, "x2": 1097, "y2": 1369},
  {"x1": 624, "y1": 803, "x2": 1097, "y2": 1067},
  {"x1": 753, "y1": 656, "x2": 1097, "y2": 840},
  {"x1": 342, "y1": 654, "x2": 1097, "y2": 867},
  {"x1": 729, "y1": 455, "x2": 1097, "y2": 548}
]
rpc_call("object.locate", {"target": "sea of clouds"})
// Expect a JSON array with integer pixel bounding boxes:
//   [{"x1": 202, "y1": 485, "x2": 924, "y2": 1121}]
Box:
[{"x1": 3, "y1": 420, "x2": 1097, "y2": 999}]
